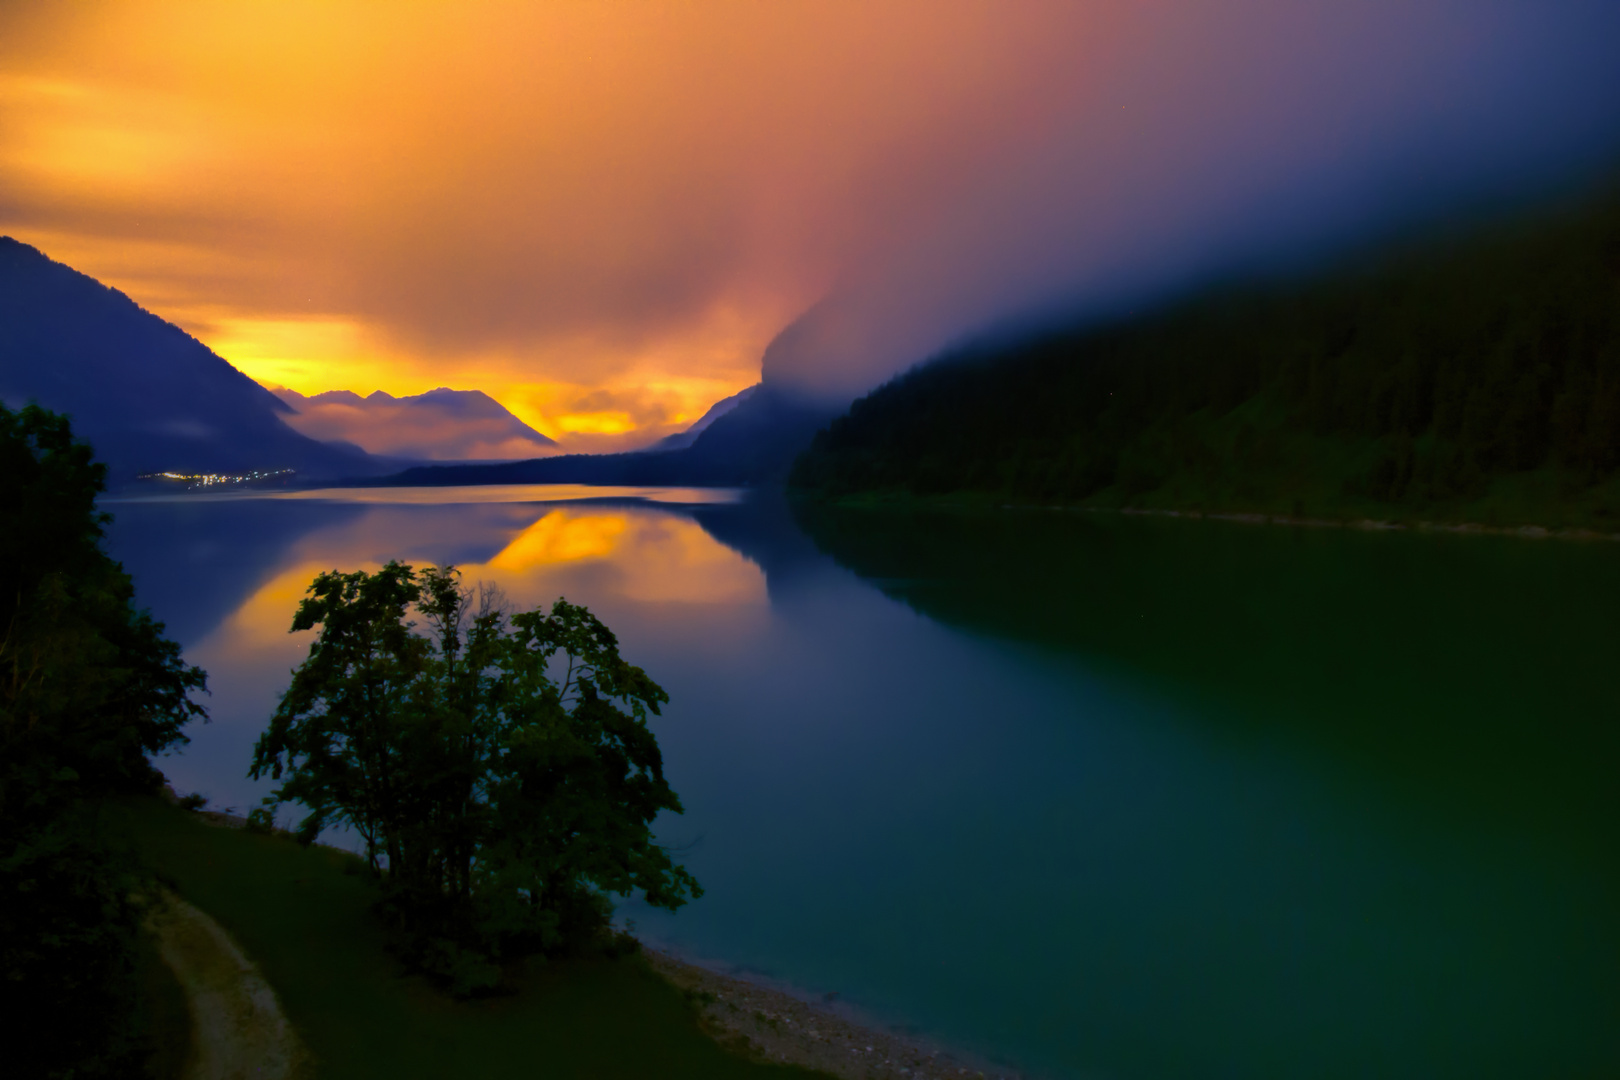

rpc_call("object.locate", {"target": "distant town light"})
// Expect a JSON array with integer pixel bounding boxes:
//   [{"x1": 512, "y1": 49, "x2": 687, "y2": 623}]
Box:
[{"x1": 135, "y1": 467, "x2": 296, "y2": 490}]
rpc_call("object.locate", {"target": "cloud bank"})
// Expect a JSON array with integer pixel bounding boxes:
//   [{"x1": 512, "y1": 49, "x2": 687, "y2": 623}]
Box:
[
  {"x1": 272, "y1": 387, "x2": 559, "y2": 461},
  {"x1": 759, "y1": 4, "x2": 1620, "y2": 402},
  {"x1": 3, "y1": 2, "x2": 1618, "y2": 424}
]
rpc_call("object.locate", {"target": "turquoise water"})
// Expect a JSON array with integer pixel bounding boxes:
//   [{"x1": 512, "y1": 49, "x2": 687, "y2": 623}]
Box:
[{"x1": 104, "y1": 489, "x2": 1620, "y2": 1079}]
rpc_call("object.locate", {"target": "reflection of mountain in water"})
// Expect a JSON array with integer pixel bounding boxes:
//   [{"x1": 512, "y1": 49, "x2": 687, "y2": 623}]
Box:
[
  {"x1": 103, "y1": 491, "x2": 813, "y2": 651},
  {"x1": 105, "y1": 499, "x2": 367, "y2": 647},
  {"x1": 689, "y1": 493, "x2": 843, "y2": 607},
  {"x1": 792, "y1": 503, "x2": 1620, "y2": 838},
  {"x1": 103, "y1": 498, "x2": 543, "y2": 647}
]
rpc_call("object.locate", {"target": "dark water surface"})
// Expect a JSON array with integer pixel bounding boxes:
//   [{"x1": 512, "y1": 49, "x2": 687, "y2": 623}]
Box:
[{"x1": 103, "y1": 488, "x2": 1620, "y2": 1080}]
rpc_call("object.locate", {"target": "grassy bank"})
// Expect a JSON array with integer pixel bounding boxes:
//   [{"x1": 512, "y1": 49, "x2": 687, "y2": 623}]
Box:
[
  {"x1": 136, "y1": 923, "x2": 192, "y2": 1078},
  {"x1": 115, "y1": 797, "x2": 823, "y2": 1079}
]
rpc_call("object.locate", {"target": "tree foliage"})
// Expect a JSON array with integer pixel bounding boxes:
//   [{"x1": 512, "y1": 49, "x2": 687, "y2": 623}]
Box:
[
  {"x1": 791, "y1": 183, "x2": 1620, "y2": 525},
  {"x1": 0, "y1": 402, "x2": 206, "y2": 1078},
  {"x1": 250, "y1": 562, "x2": 700, "y2": 993}
]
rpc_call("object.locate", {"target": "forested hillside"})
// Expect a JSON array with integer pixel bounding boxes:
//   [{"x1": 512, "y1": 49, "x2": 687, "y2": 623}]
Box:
[{"x1": 790, "y1": 184, "x2": 1620, "y2": 529}]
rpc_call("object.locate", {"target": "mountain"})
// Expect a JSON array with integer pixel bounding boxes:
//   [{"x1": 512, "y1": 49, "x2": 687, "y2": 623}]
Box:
[
  {"x1": 271, "y1": 386, "x2": 559, "y2": 460},
  {"x1": 647, "y1": 384, "x2": 760, "y2": 451},
  {"x1": 0, "y1": 238, "x2": 379, "y2": 484},
  {"x1": 789, "y1": 183, "x2": 1620, "y2": 531},
  {"x1": 366, "y1": 384, "x2": 838, "y2": 488}
]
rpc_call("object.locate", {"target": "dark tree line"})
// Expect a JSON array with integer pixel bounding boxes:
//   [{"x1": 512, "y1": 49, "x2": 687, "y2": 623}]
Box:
[
  {"x1": 0, "y1": 403, "x2": 205, "y2": 1078},
  {"x1": 791, "y1": 183, "x2": 1620, "y2": 523}
]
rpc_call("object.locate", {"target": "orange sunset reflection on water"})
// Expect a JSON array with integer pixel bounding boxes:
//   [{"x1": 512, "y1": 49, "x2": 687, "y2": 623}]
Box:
[
  {"x1": 480, "y1": 508, "x2": 765, "y2": 605},
  {"x1": 194, "y1": 501, "x2": 766, "y2": 669}
]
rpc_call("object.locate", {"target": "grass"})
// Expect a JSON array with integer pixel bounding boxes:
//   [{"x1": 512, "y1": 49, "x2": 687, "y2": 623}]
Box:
[
  {"x1": 114, "y1": 797, "x2": 826, "y2": 1079},
  {"x1": 137, "y1": 925, "x2": 192, "y2": 1079}
]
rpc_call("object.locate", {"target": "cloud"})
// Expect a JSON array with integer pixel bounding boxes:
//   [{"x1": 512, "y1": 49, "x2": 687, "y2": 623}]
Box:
[
  {"x1": 272, "y1": 387, "x2": 559, "y2": 461},
  {"x1": 3, "y1": 2, "x2": 1619, "y2": 423},
  {"x1": 760, "y1": 3, "x2": 1620, "y2": 401}
]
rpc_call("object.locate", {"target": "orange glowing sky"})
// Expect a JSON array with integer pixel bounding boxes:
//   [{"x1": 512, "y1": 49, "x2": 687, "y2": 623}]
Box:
[
  {"x1": 7, "y1": 3, "x2": 1618, "y2": 450},
  {"x1": 0, "y1": 0, "x2": 1108, "y2": 449}
]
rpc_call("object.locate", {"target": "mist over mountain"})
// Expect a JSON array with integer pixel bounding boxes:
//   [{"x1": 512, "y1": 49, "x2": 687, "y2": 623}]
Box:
[
  {"x1": 370, "y1": 384, "x2": 834, "y2": 488},
  {"x1": 759, "y1": 6, "x2": 1620, "y2": 407},
  {"x1": 0, "y1": 238, "x2": 379, "y2": 483},
  {"x1": 648, "y1": 384, "x2": 760, "y2": 452},
  {"x1": 790, "y1": 182, "x2": 1620, "y2": 530},
  {"x1": 272, "y1": 385, "x2": 559, "y2": 460}
]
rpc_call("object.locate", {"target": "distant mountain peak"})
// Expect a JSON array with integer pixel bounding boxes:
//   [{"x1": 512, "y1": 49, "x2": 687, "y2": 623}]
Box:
[
  {"x1": 308, "y1": 390, "x2": 366, "y2": 406},
  {"x1": 269, "y1": 384, "x2": 558, "y2": 461},
  {"x1": 0, "y1": 238, "x2": 371, "y2": 481}
]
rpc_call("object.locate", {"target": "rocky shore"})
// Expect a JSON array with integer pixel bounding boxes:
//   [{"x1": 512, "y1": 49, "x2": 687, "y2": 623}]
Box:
[{"x1": 640, "y1": 948, "x2": 1025, "y2": 1080}]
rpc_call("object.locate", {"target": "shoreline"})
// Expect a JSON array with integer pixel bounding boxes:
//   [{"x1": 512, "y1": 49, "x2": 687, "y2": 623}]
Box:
[
  {"x1": 181, "y1": 803, "x2": 1025, "y2": 1079},
  {"x1": 809, "y1": 491, "x2": 1620, "y2": 542},
  {"x1": 1096, "y1": 504, "x2": 1620, "y2": 540},
  {"x1": 639, "y1": 945, "x2": 1026, "y2": 1080}
]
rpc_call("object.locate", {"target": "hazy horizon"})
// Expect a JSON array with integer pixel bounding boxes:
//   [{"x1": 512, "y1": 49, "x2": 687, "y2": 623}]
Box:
[{"x1": 5, "y1": 2, "x2": 1620, "y2": 433}]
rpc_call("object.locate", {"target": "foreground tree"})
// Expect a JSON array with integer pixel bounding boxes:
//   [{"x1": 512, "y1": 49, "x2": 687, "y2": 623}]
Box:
[
  {"x1": 0, "y1": 403, "x2": 206, "y2": 1078},
  {"x1": 250, "y1": 563, "x2": 701, "y2": 992}
]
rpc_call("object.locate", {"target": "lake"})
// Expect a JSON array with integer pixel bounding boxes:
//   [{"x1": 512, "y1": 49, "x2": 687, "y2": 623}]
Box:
[{"x1": 103, "y1": 486, "x2": 1620, "y2": 1080}]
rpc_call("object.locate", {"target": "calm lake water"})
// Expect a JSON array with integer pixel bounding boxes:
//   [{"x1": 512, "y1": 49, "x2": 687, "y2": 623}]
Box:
[{"x1": 103, "y1": 487, "x2": 1620, "y2": 1080}]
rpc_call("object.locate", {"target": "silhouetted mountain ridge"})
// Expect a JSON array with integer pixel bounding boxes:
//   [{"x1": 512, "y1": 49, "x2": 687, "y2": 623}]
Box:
[
  {"x1": 649, "y1": 384, "x2": 759, "y2": 451},
  {"x1": 365, "y1": 384, "x2": 836, "y2": 487},
  {"x1": 0, "y1": 237, "x2": 380, "y2": 483}
]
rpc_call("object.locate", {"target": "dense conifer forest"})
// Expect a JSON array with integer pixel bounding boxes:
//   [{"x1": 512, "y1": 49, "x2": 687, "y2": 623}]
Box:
[{"x1": 790, "y1": 183, "x2": 1620, "y2": 529}]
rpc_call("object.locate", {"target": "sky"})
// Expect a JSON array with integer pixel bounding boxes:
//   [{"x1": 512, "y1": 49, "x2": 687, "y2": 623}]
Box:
[{"x1": 4, "y1": 2, "x2": 1620, "y2": 447}]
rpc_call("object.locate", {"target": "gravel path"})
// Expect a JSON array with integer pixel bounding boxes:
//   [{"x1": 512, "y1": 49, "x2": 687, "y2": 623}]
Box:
[{"x1": 150, "y1": 891, "x2": 309, "y2": 1080}]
